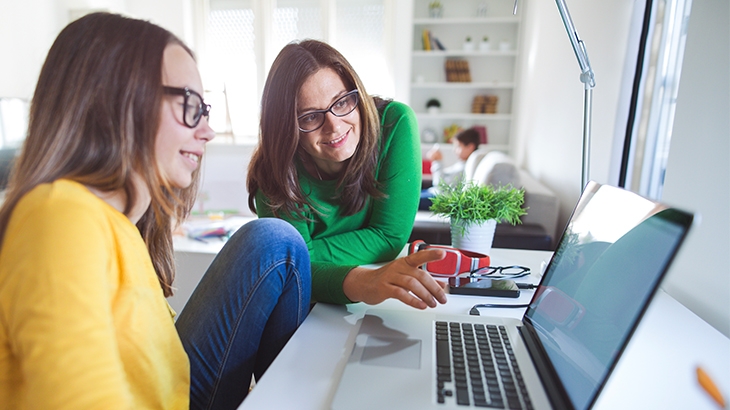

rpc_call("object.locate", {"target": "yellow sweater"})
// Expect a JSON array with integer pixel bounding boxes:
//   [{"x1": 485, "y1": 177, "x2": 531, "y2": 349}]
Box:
[{"x1": 0, "y1": 180, "x2": 189, "y2": 409}]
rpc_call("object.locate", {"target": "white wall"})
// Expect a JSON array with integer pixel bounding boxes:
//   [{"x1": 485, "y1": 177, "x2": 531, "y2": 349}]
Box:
[
  {"x1": 196, "y1": 143, "x2": 255, "y2": 216},
  {"x1": 124, "y1": 0, "x2": 189, "y2": 43},
  {"x1": 0, "y1": 0, "x2": 60, "y2": 99},
  {"x1": 511, "y1": 0, "x2": 638, "y2": 228},
  {"x1": 391, "y1": 0, "x2": 414, "y2": 104},
  {"x1": 0, "y1": 0, "x2": 188, "y2": 100},
  {"x1": 659, "y1": 0, "x2": 730, "y2": 337}
]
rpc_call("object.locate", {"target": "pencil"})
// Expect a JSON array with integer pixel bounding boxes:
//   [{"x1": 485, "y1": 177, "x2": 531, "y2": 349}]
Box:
[{"x1": 697, "y1": 366, "x2": 726, "y2": 408}]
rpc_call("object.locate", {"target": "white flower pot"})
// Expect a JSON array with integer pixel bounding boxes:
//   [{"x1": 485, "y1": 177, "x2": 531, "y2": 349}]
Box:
[
  {"x1": 450, "y1": 219, "x2": 497, "y2": 255},
  {"x1": 429, "y1": 6, "x2": 443, "y2": 18}
]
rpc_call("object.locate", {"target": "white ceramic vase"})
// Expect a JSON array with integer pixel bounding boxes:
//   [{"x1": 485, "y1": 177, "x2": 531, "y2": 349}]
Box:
[{"x1": 450, "y1": 219, "x2": 497, "y2": 255}]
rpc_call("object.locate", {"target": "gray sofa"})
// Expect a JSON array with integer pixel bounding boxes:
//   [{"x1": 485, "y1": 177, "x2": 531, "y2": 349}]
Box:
[{"x1": 412, "y1": 150, "x2": 560, "y2": 250}]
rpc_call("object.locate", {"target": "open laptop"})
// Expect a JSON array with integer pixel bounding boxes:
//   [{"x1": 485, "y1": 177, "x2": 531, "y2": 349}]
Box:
[{"x1": 331, "y1": 181, "x2": 694, "y2": 410}]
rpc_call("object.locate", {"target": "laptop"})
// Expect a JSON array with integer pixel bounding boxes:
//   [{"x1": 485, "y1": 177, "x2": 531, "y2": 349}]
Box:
[{"x1": 331, "y1": 181, "x2": 694, "y2": 410}]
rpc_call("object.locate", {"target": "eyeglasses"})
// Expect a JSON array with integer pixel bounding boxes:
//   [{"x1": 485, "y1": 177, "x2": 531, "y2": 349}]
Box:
[
  {"x1": 163, "y1": 86, "x2": 211, "y2": 128},
  {"x1": 469, "y1": 265, "x2": 531, "y2": 279},
  {"x1": 297, "y1": 89, "x2": 359, "y2": 133}
]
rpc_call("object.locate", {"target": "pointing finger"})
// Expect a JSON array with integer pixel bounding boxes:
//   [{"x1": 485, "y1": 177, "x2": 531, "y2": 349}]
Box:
[{"x1": 404, "y1": 248, "x2": 446, "y2": 268}]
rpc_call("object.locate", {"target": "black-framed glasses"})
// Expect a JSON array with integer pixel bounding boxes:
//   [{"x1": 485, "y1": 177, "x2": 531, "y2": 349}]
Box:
[
  {"x1": 163, "y1": 86, "x2": 211, "y2": 128},
  {"x1": 469, "y1": 265, "x2": 531, "y2": 279},
  {"x1": 297, "y1": 89, "x2": 359, "y2": 133}
]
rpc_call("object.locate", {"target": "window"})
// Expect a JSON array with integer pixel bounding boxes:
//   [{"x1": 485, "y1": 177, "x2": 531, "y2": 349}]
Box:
[
  {"x1": 619, "y1": 0, "x2": 692, "y2": 199},
  {"x1": 194, "y1": 0, "x2": 392, "y2": 142}
]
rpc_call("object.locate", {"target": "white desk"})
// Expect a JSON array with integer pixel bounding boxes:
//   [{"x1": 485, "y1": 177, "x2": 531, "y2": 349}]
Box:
[
  {"x1": 239, "y1": 248, "x2": 730, "y2": 410},
  {"x1": 170, "y1": 216, "x2": 255, "y2": 313}
]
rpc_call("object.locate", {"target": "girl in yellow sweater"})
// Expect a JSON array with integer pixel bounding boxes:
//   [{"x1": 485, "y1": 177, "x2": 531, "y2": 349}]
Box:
[{"x1": 0, "y1": 12, "x2": 311, "y2": 410}]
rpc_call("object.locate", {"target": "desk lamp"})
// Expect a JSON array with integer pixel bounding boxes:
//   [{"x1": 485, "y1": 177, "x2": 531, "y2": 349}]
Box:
[{"x1": 513, "y1": 0, "x2": 596, "y2": 190}]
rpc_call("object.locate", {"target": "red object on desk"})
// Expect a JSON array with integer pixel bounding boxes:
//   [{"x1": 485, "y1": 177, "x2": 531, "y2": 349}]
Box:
[
  {"x1": 409, "y1": 240, "x2": 490, "y2": 277},
  {"x1": 422, "y1": 160, "x2": 432, "y2": 174}
]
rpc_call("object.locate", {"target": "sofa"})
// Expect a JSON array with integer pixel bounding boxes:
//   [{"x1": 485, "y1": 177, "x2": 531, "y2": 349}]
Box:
[{"x1": 411, "y1": 150, "x2": 560, "y2": 250}]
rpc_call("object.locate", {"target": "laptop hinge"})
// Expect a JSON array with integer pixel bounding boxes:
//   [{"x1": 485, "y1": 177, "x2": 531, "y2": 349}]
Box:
[{"x1": 518, "y1": 321, "x2": 575, "y2": 410}]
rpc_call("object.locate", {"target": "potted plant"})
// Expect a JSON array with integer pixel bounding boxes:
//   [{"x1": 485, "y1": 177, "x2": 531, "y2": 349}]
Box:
[
  {"x1": 479, "y1": 35, "x2": 491, "y2": 51},
  {"x1": 499, "y1": 38, "x2": 511, "y2": 51},
  {"x1": 428, "y1": 1, "x2": 443, "y2": 18},
  {"x1": 426, "y1": 98, "x2": 441, "y2": 114},
  {"x1": 463, "y1": 36, "x2": 475, "y2": 51},
  {"x1": 429, "y1": 180, "x2": 526, "y2": 253}
]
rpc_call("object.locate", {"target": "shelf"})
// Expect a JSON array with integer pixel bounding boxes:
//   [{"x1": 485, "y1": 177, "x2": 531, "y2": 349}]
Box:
[
  {"x1": 421, "y1": 143, "x2": 509, "y2": 151},
  {"x1": 412, "y1": 50, "x2": 517, "y2": 57},
  {"x1": 412, "y1": 82, "x2": 514, "y2": 89},
  {"x1": 413, "y1": 17, "x2": 520, "y2": 25},
  {"x1": 415, "y1": 113, "x2": 512, "y2": 121}
]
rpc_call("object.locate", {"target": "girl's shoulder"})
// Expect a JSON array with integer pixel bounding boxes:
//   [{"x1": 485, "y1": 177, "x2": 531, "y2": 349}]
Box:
[
  {"x1": 14, "y1": 179, "x2": 118, "y2": 227},
  {"x1": 23, "y1": 179, "x2": 101, "y2": 208}
]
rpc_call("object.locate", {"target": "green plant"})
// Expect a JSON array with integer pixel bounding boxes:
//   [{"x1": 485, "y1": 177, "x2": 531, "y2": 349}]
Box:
[
  {"x1": 429, "y1": 180, "x2": 527, "y2": 235},
  {"x1": 426, "y1": 98, "x2": 441, "y2": 108}
]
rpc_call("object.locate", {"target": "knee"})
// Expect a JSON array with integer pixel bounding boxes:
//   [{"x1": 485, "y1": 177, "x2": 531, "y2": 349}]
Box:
[
  {"x1": 230, "y1": 218, "x2": 308, "y2": 259},
  {"x1": 241, "y1": 219, "x2": 311, "y2": 291},
  {"x1": 246, "y1": 218, "x2": 303, "y2": 244}
]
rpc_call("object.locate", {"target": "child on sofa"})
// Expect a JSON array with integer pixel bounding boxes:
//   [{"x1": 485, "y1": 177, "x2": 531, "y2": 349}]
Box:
[{"x1": 419, "y1": 127, "x2": 481, "y2": 210}]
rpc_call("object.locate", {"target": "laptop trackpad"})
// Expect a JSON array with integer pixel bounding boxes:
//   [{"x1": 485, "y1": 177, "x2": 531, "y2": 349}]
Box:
[{"x1": 360, "y1": 336, "x2": 421, "y2": 369}]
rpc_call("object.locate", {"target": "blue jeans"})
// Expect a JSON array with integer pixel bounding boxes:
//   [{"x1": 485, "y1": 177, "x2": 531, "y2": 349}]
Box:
[
  {"x1": 419, "y1": 187, "x2": 435, "y2": 210},
  {"x1": 175, "y1": 218, "x2": 312, "y2": 410}
]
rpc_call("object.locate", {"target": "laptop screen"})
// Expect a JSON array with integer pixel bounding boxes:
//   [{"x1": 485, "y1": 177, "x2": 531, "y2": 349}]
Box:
[{"x1": 524, "y1": 182, "x2": 693, "y2": 410}]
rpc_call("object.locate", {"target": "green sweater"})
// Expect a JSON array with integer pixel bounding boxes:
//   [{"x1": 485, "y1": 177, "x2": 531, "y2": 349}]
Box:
[{"x1": 256, "y1": 101, "x2": 421, "y2": 304}]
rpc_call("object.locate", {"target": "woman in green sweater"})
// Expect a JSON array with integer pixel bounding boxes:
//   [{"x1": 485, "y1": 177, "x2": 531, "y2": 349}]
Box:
[{"x1": 247, "y1": 40, "x2": 446, "y2": 309}]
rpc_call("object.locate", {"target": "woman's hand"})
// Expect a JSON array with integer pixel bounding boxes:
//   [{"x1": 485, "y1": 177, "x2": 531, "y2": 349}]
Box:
[{"x1": 342, "y1": 248, "x2": 448, "y2": 309}]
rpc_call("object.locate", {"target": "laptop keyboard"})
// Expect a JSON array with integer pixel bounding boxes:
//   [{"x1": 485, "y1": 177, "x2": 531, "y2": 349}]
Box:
[{"x1": 435, "y1": 321, "x2": 533, "y2": 409}]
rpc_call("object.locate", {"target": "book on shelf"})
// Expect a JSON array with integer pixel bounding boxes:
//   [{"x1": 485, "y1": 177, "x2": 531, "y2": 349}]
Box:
[
  {"x1": 432, "y1": 36, "x2": 446, "y2": 51},
  {"x1": 445, "y1": 59, "x2": 471, "y2": 82},
  {"x1": 472, "y1": 95, "x2": 498, "y2": 113},
  {"x1": 421, "y1": 29, "x2": 446, "y2": 51}
]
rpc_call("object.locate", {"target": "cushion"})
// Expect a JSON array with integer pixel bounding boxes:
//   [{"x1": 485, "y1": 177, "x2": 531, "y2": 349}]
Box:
[
  {"x1": 471, "y1": 151, "x2": 521, "y2": 187},
  {"x1": 463, "y1": 151, "x2": 487, "y2": 181}
]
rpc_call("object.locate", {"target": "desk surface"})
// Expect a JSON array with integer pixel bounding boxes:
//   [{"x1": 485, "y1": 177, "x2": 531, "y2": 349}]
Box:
[{"x1": 239, "y1": 248, "x2": 730, "y2": 410}]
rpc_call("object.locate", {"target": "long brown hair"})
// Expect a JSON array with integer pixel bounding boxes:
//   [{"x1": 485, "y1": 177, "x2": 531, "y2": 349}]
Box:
[
  {"x1": 247, "y1": 39, "x2": 386, "y2": 218},
  {"x1": 0, "y1": 12, "x2": 199, "y2": 297}
]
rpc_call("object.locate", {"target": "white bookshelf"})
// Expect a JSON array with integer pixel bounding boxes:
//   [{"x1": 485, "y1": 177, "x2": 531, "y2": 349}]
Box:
[{"x1": 410, "y1": 0, "x2": 523, "y2": 150}]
